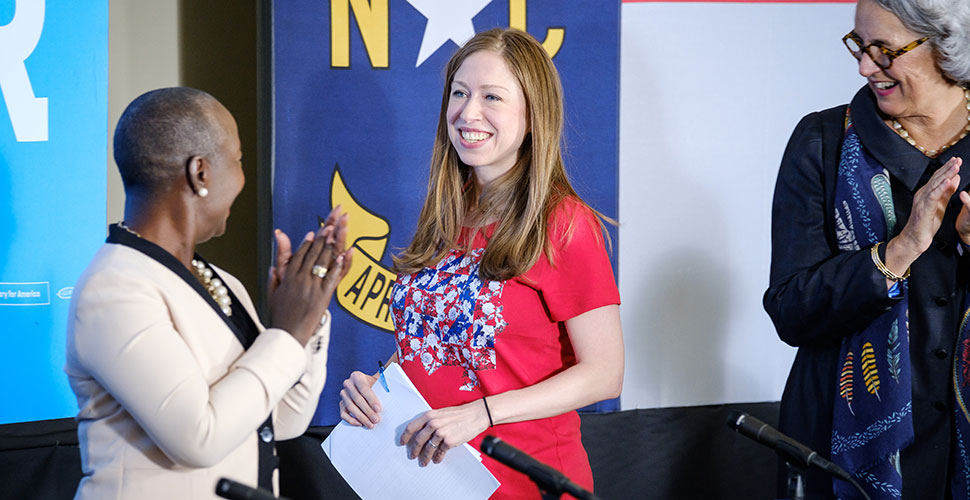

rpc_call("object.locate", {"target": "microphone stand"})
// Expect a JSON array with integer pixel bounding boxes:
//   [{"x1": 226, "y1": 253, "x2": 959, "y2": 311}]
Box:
[
  {"x1": 480, "y1": 436, "x2": 600, "y2": 500},
  {"x1": 725, "y1": 411, "x2": 871, "y2": 500},
  {"x1": 785, "y1": 462, "x2": 806, "y2": 500},
  {"x1": 537, "y1": 485, "x2": 594, "y2": 500},
  {"x1": 540, "y1": 489, "x2": 562, "y2": 500},
  {"x1": 528, "y1": 470, "x2": 598, "y2": 500}
]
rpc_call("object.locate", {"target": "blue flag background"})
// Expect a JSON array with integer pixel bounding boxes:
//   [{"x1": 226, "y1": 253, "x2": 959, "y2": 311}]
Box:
[
  {"x1": 0, "y1": 1, "x2": 108, "y2": 424},
  {"x1": 273, "y1": 0, "x2": 619, "y2": 425}
]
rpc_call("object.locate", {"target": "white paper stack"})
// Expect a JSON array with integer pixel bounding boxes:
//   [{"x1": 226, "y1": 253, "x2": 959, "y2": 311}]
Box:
[{"x1": 322, "y1": 362, "x2": 500, "y2": 500}]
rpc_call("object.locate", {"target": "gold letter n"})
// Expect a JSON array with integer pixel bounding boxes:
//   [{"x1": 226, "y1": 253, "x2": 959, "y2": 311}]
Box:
[{"x1": 331, "y1": 0, "x2": 389, "y2": 68}]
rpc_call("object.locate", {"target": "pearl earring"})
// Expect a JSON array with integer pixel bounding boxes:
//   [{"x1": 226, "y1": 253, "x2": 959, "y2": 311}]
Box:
[{"x1": 198, "y1": 187, "x2": 209, "y2": 198}]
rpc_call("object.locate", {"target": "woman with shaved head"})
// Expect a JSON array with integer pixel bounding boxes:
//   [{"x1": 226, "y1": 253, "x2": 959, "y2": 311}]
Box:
[{"x1": 65, "y1": 87, "x2": 352, "y2": 499}]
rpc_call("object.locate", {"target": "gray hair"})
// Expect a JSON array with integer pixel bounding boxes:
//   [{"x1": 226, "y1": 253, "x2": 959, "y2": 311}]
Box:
[
  {"x1": 113, "y1": 87, "x2": 221, "y2": 194},
  {"x1": 873, "y1": 0, "x2": 970, "y2": 85}
]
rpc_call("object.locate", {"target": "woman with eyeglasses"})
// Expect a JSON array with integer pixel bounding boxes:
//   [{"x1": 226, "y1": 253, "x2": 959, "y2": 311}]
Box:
[{"x1": 764, "y1": 0, "x2": 970, "y2": 498}]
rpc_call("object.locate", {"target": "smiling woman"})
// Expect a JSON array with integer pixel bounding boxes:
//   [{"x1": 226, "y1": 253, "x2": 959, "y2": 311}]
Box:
[
  {"x1": 764, "y1": 0, "x2": 970, "y2": 499},
  {"x1": 446, "y1": 50, "x2": 529, "y2": 188},
  {"x1": 65, "y1": 87, "x2": 354, "y2": 500},
  {"x1": 849, "y1": 0, "x2": 969, "y2": 153},
  {"x1": 336, "y1": 28, "x2": 624, "y2": 499}
]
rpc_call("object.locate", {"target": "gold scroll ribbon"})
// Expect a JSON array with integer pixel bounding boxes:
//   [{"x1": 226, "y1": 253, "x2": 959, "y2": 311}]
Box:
[{"x1": 328, "y1": 165, "x2": 396, "y2": 332}]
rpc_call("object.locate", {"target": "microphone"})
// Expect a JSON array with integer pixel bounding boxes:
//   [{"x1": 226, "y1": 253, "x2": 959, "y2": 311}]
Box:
[
  {"x1": 725, "y1": 411, "x2": 850, "y2": 481},
  {"x1": 481, "y1": 435, "x2": 600, "y2": 500},
  {"x1": 215, "y1": 478, "x2": 291, "y2": 500}
]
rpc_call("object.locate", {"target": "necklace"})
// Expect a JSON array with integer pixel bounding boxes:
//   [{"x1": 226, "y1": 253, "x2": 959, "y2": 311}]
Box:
[
  {"x1": 191, "y1": 259, "x2": 233, "y2": 316},
  {"x1": 891, "y1": 89, "x2": 970, "y2": 158},
  {"x1": 117, "y1": 220, "x2": 141, "y2": 238},
  {"x1": 117, "y1": 221, "x2": 232, "y2": 316}
]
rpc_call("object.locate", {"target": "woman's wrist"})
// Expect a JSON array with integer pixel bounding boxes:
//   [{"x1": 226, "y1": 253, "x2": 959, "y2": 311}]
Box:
[
  {"x1": 467, "y1": 397, "x2": 493, "y2": 434},
  {"x1": 885, "y1": 235, "x2": 920, "y2": 276},
  {"x1": 482, "y1": 396, "x2": 494, "y2": 427},
  {"x1": 872, "y1": 242, "x2": 910, "y2": 282}
]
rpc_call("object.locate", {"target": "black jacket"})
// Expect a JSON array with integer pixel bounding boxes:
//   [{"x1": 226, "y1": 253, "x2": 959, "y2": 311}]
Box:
[{"x1": 764, "y1": 86, "x2": 970, "y2": 499}]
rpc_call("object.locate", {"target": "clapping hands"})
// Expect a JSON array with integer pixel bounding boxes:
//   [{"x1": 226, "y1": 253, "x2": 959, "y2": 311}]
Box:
[{"x1": 268, "y1": 206, "x2": 354, "y2": 345}]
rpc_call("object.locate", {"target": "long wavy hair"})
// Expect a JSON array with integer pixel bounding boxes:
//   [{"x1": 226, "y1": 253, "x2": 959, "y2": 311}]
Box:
[{"x1": 393, "y1": 28, "x2": 610, "y2": 281}]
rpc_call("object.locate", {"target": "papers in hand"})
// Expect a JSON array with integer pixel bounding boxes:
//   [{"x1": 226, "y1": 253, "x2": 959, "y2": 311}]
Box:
[{"x1": 322, "y1": 363, "x2": 500, "y2": 500}]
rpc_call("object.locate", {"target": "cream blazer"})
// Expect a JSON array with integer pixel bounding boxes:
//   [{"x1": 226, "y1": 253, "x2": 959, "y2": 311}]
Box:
[{"x1": 64, "y1": 242, "x2": 329, "y2": 500}]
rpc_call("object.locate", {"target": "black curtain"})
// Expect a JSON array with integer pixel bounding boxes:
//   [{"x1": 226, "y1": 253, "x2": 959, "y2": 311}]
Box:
[{"x1": 0, "y1": 402, "x2": 781, "y2": 500}]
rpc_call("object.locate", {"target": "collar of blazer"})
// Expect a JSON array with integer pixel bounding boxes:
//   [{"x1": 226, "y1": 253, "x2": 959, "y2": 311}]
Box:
[{"x1": 107, "y1": 223, "x2": 259, "y2": 349}]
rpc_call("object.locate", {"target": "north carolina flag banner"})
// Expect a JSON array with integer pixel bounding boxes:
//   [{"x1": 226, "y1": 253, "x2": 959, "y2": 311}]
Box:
[{"x1": 272, "y1": 0, "x2": 620, "y2": 424}]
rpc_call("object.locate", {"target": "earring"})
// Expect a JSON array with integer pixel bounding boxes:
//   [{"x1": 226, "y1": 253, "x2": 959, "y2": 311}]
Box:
[{"x1": 198, "y1": 187, "x2": 209, "y2": 198}]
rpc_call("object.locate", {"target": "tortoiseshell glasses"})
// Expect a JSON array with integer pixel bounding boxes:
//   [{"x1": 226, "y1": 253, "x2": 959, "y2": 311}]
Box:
[{"x1": 842, "y1": 32, "x2": 930, "y2": 70}]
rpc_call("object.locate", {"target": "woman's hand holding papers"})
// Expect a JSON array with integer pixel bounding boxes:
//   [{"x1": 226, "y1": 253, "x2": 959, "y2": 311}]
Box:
[
  {"x1": 338, "y1": 371, "x2": 382, "y2": 429},
  {"x1": 399, "y1": 399, "x2": 491, "y2": 467},
  {"x1": 340, "y1": 359, "x2": 492, "y2": 468}
]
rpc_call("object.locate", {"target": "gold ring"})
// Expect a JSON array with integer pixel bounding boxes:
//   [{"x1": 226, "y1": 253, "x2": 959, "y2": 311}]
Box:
[{"x1": 311, "y1": 265, "x2": 328, "y2": 279}]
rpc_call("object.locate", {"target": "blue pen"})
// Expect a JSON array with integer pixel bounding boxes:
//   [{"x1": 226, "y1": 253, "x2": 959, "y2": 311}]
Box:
[{"x1": 377, "y1": 360, "x2": 390, "y2": 392}]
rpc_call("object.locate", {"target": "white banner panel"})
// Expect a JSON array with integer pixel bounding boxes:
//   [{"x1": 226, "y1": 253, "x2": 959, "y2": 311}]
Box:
[{"x1": 619, "y1": 1, "x2": 860, "y2": 409}]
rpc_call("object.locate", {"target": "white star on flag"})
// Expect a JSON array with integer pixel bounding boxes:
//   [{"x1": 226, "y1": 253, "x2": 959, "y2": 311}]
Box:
[{"x1": 405, "y1": 0, "x2": 493, "y2": 67}]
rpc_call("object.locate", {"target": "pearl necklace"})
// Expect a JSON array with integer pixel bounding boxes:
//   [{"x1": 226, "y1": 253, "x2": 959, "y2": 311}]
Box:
[
  {"x1": 117, "y1": 220, "x2": 142, "y2": 238},
  {"x1": 891, "y1": 89, "x2": 970, "y2": 158},
  {"x1": 117, "y1": 221, "x2": 232, "y2": 316},
  {"x1": 191, "y1": 259, "x2": 233, "y2": 316}
]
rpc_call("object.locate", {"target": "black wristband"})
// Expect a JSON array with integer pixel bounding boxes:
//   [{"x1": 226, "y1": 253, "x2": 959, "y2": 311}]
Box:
[{"x1": 482, "y1": 396, "x2": 494, "y2": 427}]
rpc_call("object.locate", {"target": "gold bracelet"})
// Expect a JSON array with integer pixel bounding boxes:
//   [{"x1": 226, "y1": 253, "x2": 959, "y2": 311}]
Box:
[{"x1": 871, "y1": 242, "x2": 910, "y2": 282}]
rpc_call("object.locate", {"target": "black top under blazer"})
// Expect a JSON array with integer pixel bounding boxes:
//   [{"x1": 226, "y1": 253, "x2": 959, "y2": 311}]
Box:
[{"x1": 765, "y1": 86, "x2": 970, "y2": 499}]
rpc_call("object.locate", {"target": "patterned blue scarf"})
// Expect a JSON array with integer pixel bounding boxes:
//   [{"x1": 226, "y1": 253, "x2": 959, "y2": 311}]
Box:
[
  {"x1": 952, "y1": 310, "x2": 970, "y2": 498},
  {"x1": 830, "y1": 111, "x2": 914, "y2": 500}
]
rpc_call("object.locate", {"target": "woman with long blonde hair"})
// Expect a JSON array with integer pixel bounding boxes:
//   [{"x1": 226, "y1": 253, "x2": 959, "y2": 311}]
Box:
[{"x1": 339, "y1": 28, "x2": 624, "y2": 498}]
